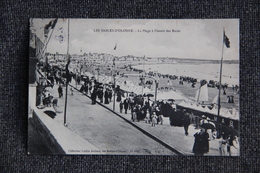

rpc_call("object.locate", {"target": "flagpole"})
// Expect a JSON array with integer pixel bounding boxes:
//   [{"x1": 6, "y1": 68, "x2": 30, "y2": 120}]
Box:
[
  {"x1": 141, "y1": 55, "x2": 145, "y2": 95},
  {"x1": 113, "y1": 43, "x2": 116, "y2": 111},
  {"x1": 64, "y1": 19, "x2": 70, "y2": 126},
  {"x1": 40, "y1": 27, "x2": 54, "y2": 80},
  {"x1": 217, "y1": 27, "x2": 225, "y2": 138}
]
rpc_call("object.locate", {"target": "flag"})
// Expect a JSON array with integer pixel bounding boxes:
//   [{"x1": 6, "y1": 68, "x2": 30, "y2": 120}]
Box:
[
  {"x1": 114, "y1": 43, "x2": 117, "y2": 50},
  {"x1": 45, "y1": 56, "x2": 48, "y2": 65},
  {"x1": 35, "y1": 35, "x2": 44, "y2": 59},
  {"x1": 44, "y1": 19, "x2": 58, "y2": 38},
  {"x1": 195, "y1": 84, "x2": 209, "y2": 102},
  {"x1": 223, "y1": 31, "x2": 230, "y2": 48}
]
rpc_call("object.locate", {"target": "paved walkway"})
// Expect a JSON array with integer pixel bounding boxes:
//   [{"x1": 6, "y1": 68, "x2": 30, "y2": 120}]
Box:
[
  {"x1": 103, "y1": 93, "x2": 239, "y2": 156},
  {"x1": 41, "y1": 82, "x2": 177, "y2": 155},
  {"x1": 43, "y1": 80, "x2": 239, "y2": 156}
]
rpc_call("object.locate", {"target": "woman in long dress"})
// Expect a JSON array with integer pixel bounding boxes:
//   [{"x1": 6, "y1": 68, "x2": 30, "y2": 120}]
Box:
[{"x1": 192, "y1": 128, "x2": 210, "y2": 156}]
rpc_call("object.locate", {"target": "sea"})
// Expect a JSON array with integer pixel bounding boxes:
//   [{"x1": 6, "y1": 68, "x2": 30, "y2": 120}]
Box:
[{"x1": 133, "y1": 62, "x2": 239, "y2": 86}]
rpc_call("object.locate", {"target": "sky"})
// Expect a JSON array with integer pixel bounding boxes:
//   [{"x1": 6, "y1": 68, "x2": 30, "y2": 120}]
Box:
[{"x1": 31, "y1": 18, "x2": 239, "y2": 60}]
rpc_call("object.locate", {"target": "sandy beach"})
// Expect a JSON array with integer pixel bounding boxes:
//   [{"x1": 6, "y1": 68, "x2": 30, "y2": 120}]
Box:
[{"x1": 69, "y1": 58, "x2": 239, "y2": 112}]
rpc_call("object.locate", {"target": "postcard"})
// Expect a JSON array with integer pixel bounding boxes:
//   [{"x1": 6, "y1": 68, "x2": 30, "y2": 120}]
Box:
[{"x1": 28, "y1": 19, "x2": 239, "y2": 156}]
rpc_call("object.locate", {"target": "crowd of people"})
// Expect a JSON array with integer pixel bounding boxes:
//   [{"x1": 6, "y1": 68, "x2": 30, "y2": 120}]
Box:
[
  {"x1": 75, "y1": 71, "x2": 238, "y2": 156},
  {"x1": 38, "y1": 62, "x2": 239, "y2": 156},
  {"x1": 79, "y1": 78, "x2": 114, "y2": 105}
]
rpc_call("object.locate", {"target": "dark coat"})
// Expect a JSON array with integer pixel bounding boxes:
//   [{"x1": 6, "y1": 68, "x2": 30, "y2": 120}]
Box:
[
  {"x1": 116, "y1": 91, "x2": 123, "y2": 102},
  {"x1": 91, "y1": 90, "x2": 97, "y2": 100},
  {"x1": 104, "y1": 90, "x2": 109, "y2": 104},
  {"x1": 119, "y1": 102, "x2": 124, "y2": 110},
  {"x1": 123, "y1": 99, "x2": 129, "y2": 110},
  {"x1": 134, "y1": 96, "x2": 144, "y2": 107},
  {"x1": 129, "y1": 98, "x2": 135, "y2": 110},
  {"x1": 192, "y1": 131, "x2": 209, "y2": 154},
  {"x1": 58, "y1": 86, "x2": 63, "y2": 94},
  {"x1": 169, "y1": 110, "x2": 183, "y2": 127},
  {"x1": 98, "y1": 89, "x2": 103, "y2": 99},
  {"x1": 183, "y1": 113, "x2": 191, "y2": 126},
  {"x1": 160, "y1": 102, "x2": 174, "y2": 117}
]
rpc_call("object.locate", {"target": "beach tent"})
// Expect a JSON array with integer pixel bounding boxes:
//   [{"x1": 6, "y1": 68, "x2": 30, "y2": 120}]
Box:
[
  {"x1": 204, "y1": 106, "x2": 213, "y2": 114},
  {"x1": 196, "y1": 104, "x2": 206, "y2": 112},
  {"x1": 220, "y1": 108, "x2": 233, "y2": 118},
  {"x1": 194, "y1": 84, "x2": 209, "y2": 102},
  {"x1": 230, "y1": 107, "x2": 239, "y2": 120},
  {"x1": 178, "y1": 100, "x2": 186, "y2": 107},
  {"x1": 210, "y1": 107, "x2": 218, "y2": 115}
]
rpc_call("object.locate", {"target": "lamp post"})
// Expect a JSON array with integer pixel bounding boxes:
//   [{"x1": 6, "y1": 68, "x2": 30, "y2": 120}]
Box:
[
  {"x1": 113, "y1": 74, "x2": 116, "y2": 111},
  {"x1": 154, "y1": 80, "x2": 158, "y2": 102},
  {"x1": 64, "y1": 18, "x2": 70, "y2": 127},
  {"x1": 145, "y1": 75, "x2": 159, "y2": 102},
  {"x1": 95, "y1": 67, "x2": 100, "y2": 82}
]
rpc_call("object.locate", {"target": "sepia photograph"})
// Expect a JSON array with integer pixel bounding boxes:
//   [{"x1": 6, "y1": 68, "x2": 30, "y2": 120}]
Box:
[{"x1": 28, "y1": 19, "x2": 239, "y2": 156}]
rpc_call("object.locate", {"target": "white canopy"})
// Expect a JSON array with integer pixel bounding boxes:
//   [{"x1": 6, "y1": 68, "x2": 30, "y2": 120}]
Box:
[{"x1": 177, "y1": 100, "x2": 239, "y2": 120}]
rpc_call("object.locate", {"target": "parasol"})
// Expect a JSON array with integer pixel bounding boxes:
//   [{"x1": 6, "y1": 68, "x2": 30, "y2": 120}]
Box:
[
  {"x1": 146, "y1": 93, "x2": 154, "y2": 97},
  {"x1": 228, "y1": 129, "x2": 239, "y2": 137},
  {"x1": 225, "y1": 126, "x2": 239, "y2": 137},
  {"x1": 200, "y1": 123, "x2": 216, "y2": 130},
  {"x1": 167, "y1": 99, "x2": 175, "y2": 102}
]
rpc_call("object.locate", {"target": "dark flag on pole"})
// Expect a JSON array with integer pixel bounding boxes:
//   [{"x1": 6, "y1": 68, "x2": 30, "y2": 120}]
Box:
[
  {"x1": 44, "y1": 18, "x2": 58, "y2": 38},
  {"x1": 223, "y1": 31, "x2": 230, "y2": 48},
  {"x1": 45, "y1": 56, "x2": 48, "y2": 65},
  {"x1": 114, "y1": 43, "x2": 117, "y2": 50}
]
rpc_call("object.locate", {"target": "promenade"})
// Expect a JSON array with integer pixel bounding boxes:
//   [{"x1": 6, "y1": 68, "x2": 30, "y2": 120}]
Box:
[
  {"x1": 34, "y1": 81, "x2": 177, "y2": 155},
  {"x1": 37, "y1": 79, "x2": 239, "y2": 156}
]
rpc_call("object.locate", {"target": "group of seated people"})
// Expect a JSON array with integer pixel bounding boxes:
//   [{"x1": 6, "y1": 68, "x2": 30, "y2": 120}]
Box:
[{"x1": 42, "y1": 92, "x2": 58, "y2": 107}]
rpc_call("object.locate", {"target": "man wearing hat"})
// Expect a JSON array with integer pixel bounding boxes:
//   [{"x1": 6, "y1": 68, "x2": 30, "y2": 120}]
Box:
[
  {"x1": 206, "y1": 117, "x2": 215, "y2": 140},
  {"x1": 58, "y1": 84, "x2": 63, "y2": 98},
  {"x1": 200, "y1": 115, "x2": 208, "y2": 126},
  {"x1": 123, "y1": 98, "x2": 129, "y2": 114},
  {"x1": 182, "y1": 109, "x2": 190, "y2": 136}
]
